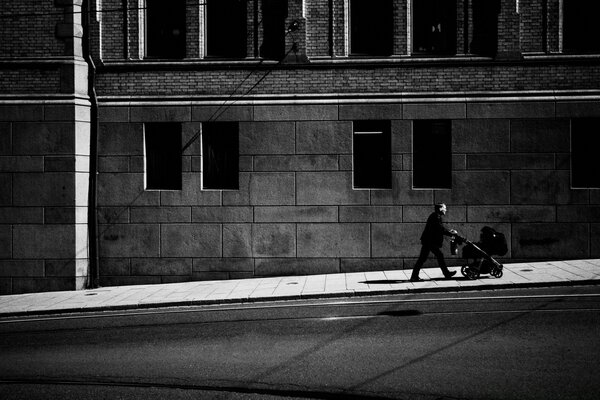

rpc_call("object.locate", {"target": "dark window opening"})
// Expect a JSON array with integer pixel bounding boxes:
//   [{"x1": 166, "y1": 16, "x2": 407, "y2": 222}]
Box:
[
  {"x1": 470, "y1": 0, "x2": 500, "y2": 57},
  {"x1": 145, "y1": 123, "x2": 182, "y2": 190},
  {"x1": 413, "y1": 120, "x2": 452, "y2": 189},
  {"x1": 571, "y1": 118, "x2": 600, "y2": 188},
  {"x1": 202, "y1": 122, "x2": 239, "y2": 190},
  {"x1": 413, "y1": 0, "x2": 457, "y2": 55},
  {"x1": 353, "y1": 120, "x2": 392, "y2": 189},
  {"x1": 206, "y1": 0, "x2": 247, "y2": 58},
  {"x1": 350, "y1": 0, "x2": 394, "y2": 56},
  {"x1": 146, "y1": 0, "x2": 186, "y2": 59},
  {"x1": 260, "y1": 0, "x2": 288, "y2": 60},
  {"x1": 563, "y1": 2, "x2": 600, "y2": 53}
]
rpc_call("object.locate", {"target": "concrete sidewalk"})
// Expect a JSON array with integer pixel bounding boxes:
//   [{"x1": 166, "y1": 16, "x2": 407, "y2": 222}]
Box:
[{"x1": 1, "y1": 259, "x2": 599, "y2": 317}]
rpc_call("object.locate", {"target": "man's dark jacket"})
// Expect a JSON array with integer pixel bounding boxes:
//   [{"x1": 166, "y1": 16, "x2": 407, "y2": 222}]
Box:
[{"x1": 420, "y1": 212, "x2": 453, "y2": 248}]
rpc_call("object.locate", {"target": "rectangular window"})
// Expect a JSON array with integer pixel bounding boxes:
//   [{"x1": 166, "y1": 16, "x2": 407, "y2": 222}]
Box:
[
  {"x1": 413, "y1": 0, "x2": 457, "y2": 55},
  {"x1": 413, "y1": 120, "x2": 451, "y2": 189},
  {"x1": 470, "y1": 0, "x2": 500, "y2": 57},
  {"x1": 563, "y1": 1, "x2": 600, "y2": 53},
  {"x1": 144, "y1": 123, "x2": 182, "y2": 190},
  {"x1": 206, "y1": 0, "x2": 247, "y2": 58},
  {"x1": 202, "y1": 122, "x2": 239, "y2": 190},
  {"x1": 260, "y1": 0, "x2": 288, "y2": 60},
  {"x1": 353, "y1": 120, "x2": 392, "y2": 189},
  {"x1": 146, "y1": 0, "x2": 186, "y2": 59},
  {"x1": 571, "y1": 118, "x2": 600, "y2": 188},
  {"x1": 350, "y1": 0, "x2": 393, "y2": 56}
]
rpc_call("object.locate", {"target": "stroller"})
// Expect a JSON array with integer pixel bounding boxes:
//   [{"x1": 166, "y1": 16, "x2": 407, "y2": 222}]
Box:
[{"x1": 451, "y1": 227, "x2": 507, "y2": 280}]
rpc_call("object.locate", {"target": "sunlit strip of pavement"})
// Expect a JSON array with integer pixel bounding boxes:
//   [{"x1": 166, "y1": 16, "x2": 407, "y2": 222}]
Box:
[{"x1": 0, "y1": 259, "x2": 599, "y2": 318}]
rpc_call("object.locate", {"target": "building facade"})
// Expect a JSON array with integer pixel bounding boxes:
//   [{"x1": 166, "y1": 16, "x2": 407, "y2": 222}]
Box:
[{"x1": 1, "y1": 0, "x2": 599, "y2": 294}]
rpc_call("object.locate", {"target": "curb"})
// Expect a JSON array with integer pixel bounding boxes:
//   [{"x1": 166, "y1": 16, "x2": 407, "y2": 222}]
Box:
[{"x1": 1, "y1": 279, "x2": 598, "y2": 319}]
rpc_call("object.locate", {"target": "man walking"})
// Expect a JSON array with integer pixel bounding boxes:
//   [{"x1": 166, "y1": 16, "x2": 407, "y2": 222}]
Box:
[{"x1": 410, "y1": 203, "x2": 457, "y2": 282}]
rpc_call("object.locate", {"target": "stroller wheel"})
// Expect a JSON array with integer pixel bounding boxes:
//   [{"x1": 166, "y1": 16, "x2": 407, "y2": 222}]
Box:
[
  {"x1": 461, "y1": 265, "x2": 469, "y2": 278},
  {"x1": 462, "y1": 265, "x2": 479, "y2": 280},
  {"x1": 492, "y1": 265, "x2": 504, "y2": 278}
]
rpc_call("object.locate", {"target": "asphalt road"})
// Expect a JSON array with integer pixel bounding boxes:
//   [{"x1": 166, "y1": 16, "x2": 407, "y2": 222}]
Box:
[{"x1": 1, "y1": 286, "x2": 599, "y2": 400}]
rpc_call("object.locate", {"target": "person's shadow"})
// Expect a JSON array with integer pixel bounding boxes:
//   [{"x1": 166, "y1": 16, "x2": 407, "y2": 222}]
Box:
[{"x1": 359, "y1": 279, "x2": 407, "y2": 285}]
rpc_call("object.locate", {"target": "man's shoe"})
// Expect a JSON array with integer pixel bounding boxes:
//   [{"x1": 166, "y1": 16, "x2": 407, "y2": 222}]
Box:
[
  {"x1": 445, "y1": 271, "x2": 457, "y2": 279},
  {"x1": 410, "y1": 277, "x2": 424, "y2": 282}
]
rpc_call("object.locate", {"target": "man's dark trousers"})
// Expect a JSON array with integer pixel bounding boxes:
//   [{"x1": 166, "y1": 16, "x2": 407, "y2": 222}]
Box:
[{"x1": 410, "y1": 244, "x2": 452, "y2": 280}]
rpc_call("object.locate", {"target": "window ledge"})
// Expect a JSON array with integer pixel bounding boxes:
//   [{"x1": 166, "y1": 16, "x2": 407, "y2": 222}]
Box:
[{"x1": 98, "y1": 53, "x2": 600, "y2": 71}]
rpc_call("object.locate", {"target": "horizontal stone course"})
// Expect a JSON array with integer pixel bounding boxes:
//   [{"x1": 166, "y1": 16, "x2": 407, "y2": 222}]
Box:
[
  {"x1": 297, "y1": 223, "x2": 370, "y2": 257},
  {"x1": 13, "y1": 225, "x2": 75, "y2": 258},
  {"x1": 11, "y1": 277, "x2": 75, "y2": 294},
  {"x1": 0, "y1": 156, "x2": 44, "y2": 172},
  {"x1": 161, "y1": 224, "x2": 222, "y2": 257},
  {"x1": 511, "y1": 170, "x2": 588, "y2": 205},
  {"x1": 250, "y1": 173, "x2": 295, "y2": 205},
  {"x1": 253, "y1": 155, "x2": 339, "y2": 171},
  {"x1": 254, "y1": 104, "x2": 338, "y2": 121},
  {"x1": 557, "y1": 206, "x2": 600, "y2": 222},
  {"x1": 468, "y1": 206, "x2": 555, "y2": 223},
  {"x1": 438, "y1": 171, "x2": 510, "y2": 205},
  {"x1": 466, "y1": 153, "x2": 555, "y2": 170},
  {"x1": 0, "y1": 260, "x2": 44, "y2": 277},
  {"x1": 0, "y1": 226, "x2": 11, "y2": 258},
  {"x1": 13, "y1": 173, "x2": 75, "y2": 206},
  {"x1": 512, "y1": 223, "x2": 589, "y2": 259},
  {"x1": 296, "y1": 172, "x2": 370, "y2": 205},
  {"x1": 467, "y1": 102, "x2": 555, "y2": 119},
  {"x1": 99, "y1": 224, "x2": 160, "y2": 258},
  {"x1": 223, "y1": 224, "x2": 252, "y2": 257},
  {"x1": 371, "y1": 223, "x2": 422, "y2": 258},
  {"x1": 193, "y1": 258, "x2": 254, "y2": 273},
  {"x1": 0, "y1": 207, "x2": 44, "y2": 224},
  {"x1": 239, "y1": 122, "x2": 295, "y2": 155},
  {"x1": 98, "y1": 106, "x2": 129, "y2": 122},
  {"x1": 0, "y1": 123, "x2": 10, "y2": 155},
  {"x1": 192, "y1": 206, "x2": 253, "y2": 222},
  {"x1": 255, "y1": 258, "x2": 339, "y2": 276},
  {"x1": 131, "y1": 258, "x2": 192, "y2": 276},
  {"x1": 452, "y1": 119, "x2": 510, "y2": 153},
  {"x1": 403, "y1": 103, "x2": 466, "y2": 120},
  {"x1": 252, "y1": 224, "x2": 296, "y2": 258},
  {"x1": 338, "y1": 104, "x2": 402, "y2": 120},
  {"x1": 13, "y1": 122, "x2": 74, "y2": 155},
  {"x1": 556, "y1": 102, "x2": 600, "y2": 118},
  {"x1": 130, "y1": 207, "x2": 192, "y2": 223},
  {"x1": 130, "y1": 106, "x2": 191, "y2": 122},
  {"x1": 403, "y1": 205, "x2": 467, "y2": 223},
  {"x1": 98, "y1": 173, "x2": 159, "y2": 206},
  {"x1": 98, "y1": 123, "x2": 143, "y2": 155},
  {"x1": 339, "y1": 206, "x2": 403, "y2": 222},
  {"x1": 254, "y1": 206, "x2": 337, "y2": 223},
  {"x1": 510, "y1": 119, "x2": 570, "y2": 152},
  {"x1": 192, "y1": 105, "x2": 253, "y2": 121},
  {"x1": 296, "y1": 121, "x2": 352, "y2": 155},
  {"x1": 371, "y1": 172, "x2": 433, "y2": 205},
  {"x1": 0, "y1": 105, "x2": 43, "y2": 122}
]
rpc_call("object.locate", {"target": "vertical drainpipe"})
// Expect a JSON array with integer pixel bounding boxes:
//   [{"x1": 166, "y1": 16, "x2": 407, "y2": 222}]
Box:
[
  {"x1": 83, "y1": 0, "x2": 100, "y2": 289},
  {"x1": 329, "y1": 0, "x2": 334, "y2": 56},
  {"x1": 123, "y1": 0, "x2": 129, "y2": 58}
]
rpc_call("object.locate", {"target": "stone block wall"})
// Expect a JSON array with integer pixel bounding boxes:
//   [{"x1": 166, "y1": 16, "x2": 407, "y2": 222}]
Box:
[
  {"x1": 96, "y1": 100, "x2": 600, "y2": 286},
  {"x1": 0, "y1": 103, "x2": 90, "y2": 294}
]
